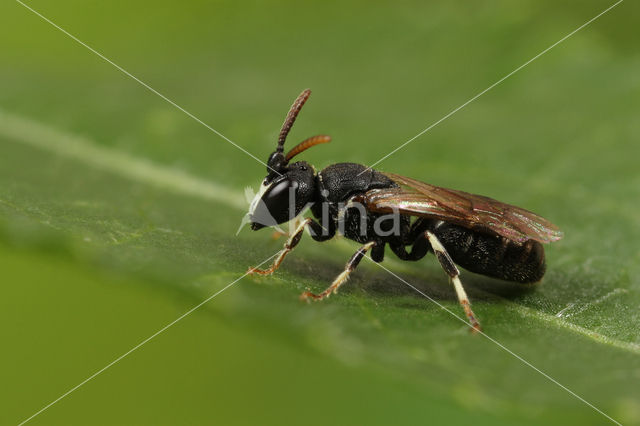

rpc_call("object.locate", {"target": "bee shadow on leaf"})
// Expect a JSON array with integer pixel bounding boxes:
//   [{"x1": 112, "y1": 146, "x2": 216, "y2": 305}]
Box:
[{"x1": 282, "y1": 251, "x2": 537, "y2": 310}]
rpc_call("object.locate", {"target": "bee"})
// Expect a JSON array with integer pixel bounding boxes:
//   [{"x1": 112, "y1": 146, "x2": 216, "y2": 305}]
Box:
[{"x1": 243, "y1": 89, "x2": 563, "y2": 332}]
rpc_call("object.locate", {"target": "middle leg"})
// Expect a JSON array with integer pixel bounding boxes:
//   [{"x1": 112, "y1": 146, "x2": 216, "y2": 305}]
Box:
[{"x1": 300, "y1": 241, "x2": 376, "y2": 301}]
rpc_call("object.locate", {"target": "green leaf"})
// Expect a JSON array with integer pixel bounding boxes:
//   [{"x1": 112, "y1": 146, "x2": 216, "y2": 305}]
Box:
[{"x1": 1, "y1": 1, "x2": 639, "y2": 424}]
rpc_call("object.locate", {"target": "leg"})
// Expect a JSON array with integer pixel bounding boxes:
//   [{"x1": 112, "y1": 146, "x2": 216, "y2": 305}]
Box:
[
  {"x1": 300, "y1": 241, "x2": 376, "y2": 301},
  {"x1": 248, "y1": 218, "x2": 311, "y2": 275},
  {"x1": 390, "y1": 234, "x2": 429, "y2": 261},
  {"x1": 370, "y1": 241, "x2": 385, "y2": 263},
  {"x1": 426, "y1": 231, "x2": 482, "y2": 333}
]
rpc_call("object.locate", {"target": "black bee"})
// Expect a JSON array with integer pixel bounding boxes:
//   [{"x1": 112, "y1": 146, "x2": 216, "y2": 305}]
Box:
[{"x1": 244, "y1": 89, "x2": 563, "y2": 331}]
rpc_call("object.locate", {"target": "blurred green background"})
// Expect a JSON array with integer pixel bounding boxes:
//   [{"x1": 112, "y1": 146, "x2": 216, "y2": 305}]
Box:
[{"x1": 1, "y1": 0, "x2": 639, "y2": 424}]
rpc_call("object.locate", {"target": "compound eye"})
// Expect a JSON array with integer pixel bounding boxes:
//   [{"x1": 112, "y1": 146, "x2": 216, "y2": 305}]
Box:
[{"x1": 263, "y1": 179, "x2": 297, "y2": 215}]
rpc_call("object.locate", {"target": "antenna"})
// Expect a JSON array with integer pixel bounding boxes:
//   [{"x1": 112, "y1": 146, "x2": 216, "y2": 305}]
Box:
[{"x1": 277, "y1": 89, "x2": 311, "y2": 153}]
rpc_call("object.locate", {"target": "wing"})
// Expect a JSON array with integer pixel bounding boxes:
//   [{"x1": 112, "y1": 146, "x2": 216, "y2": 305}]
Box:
[{"x1": 359, "y1": 172, "x2": 563, "y2": 244}]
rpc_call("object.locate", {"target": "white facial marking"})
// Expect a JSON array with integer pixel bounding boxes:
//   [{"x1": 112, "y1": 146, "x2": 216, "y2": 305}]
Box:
[
  {"x1": 248, "y1": 180, "x2": 272, "y2": 217},
  {"x1": 236, "y1": 180, "x2": 275, "y2": 235}
]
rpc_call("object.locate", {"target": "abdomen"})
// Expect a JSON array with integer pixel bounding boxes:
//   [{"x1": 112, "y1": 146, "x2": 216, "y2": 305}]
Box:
[{"x1": 430, "y1": 221, "x2": 546, "y2": 283}]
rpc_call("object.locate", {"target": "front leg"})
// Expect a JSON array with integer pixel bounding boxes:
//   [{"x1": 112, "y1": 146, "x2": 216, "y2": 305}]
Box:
[
  {"x1": 248, "y1": 217, "x2": 335, "y2": 275},
  {"x1": 300, "y1": 241, "x2": 376, "y2": 301},
  {"x1": 248, "y1": 218, "x2": 312, "y2": 275}
]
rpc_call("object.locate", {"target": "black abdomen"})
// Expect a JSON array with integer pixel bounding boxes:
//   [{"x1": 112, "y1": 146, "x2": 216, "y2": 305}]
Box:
[{"x1": 431, "y1": 222, "x2": 546, "y2": 283}]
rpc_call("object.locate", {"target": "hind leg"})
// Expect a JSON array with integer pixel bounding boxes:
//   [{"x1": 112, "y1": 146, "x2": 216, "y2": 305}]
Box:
[
  {"x1": 392, "y1": 230, "x2": 481, "y2": 332},
  {"x1": 426, "y1": 231, "x2": 481, "y2": 332}
]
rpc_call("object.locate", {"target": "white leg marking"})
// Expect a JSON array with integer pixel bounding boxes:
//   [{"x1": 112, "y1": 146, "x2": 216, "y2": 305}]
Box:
[{"x1": 426, "y1": 231, "x2": 481, "y2": 332}]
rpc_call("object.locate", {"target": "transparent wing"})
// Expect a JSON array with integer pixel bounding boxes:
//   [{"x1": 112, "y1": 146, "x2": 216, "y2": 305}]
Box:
[{"x1": 359, "y1": 172, "x2": 563, "y2": 244}]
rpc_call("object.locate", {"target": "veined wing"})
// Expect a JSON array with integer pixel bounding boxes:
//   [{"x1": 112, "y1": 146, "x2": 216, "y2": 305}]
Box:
[{"x1": 359, "y1": 172, "x2": 563, "y2": 244}]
